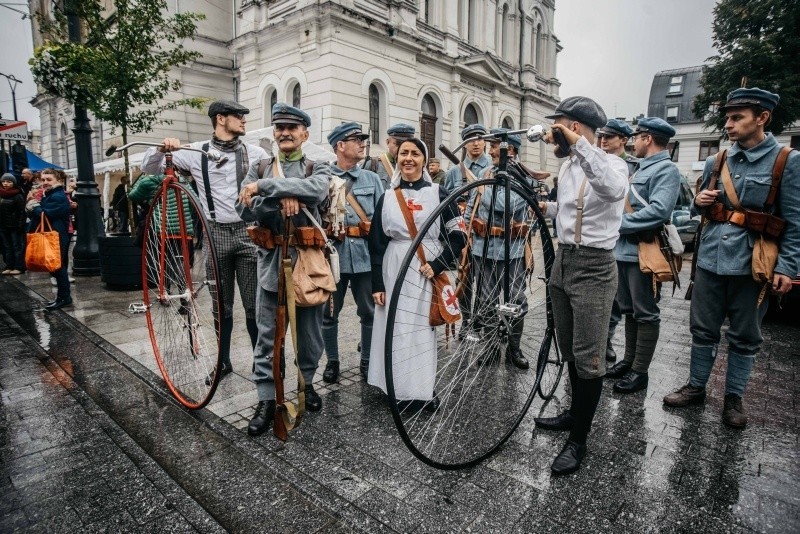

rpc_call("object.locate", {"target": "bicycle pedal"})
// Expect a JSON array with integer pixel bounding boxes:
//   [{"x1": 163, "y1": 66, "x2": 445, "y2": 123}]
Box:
[{"x1": 128, "y1": 302, "x2": 147, "y2": 314}]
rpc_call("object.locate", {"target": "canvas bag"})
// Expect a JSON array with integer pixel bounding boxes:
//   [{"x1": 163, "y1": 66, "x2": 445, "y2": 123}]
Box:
[
  {"x1": 26, "y1": 214, "x2": 62, "y2": 273},
  {"x1": 292, "y1": 208, "x2": 338, "y2": 307},
  {"x1": 394, "y1": 188, "x2": 461, "y2": 326}
]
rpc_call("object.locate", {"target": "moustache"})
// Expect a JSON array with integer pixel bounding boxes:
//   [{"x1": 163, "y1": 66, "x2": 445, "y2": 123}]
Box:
[{"x1": 279, "y1": 136, "x2": 295, "y2": 142}]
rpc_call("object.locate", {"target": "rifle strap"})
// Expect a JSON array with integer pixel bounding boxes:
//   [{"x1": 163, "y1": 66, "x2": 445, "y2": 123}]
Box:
[
  {"x1": 346, "y1": 191, "x2": 370, "y2": 223},
  {"x1": 459, "y1": 161, "x2": 477, "y2": 184},
  {"x1": 380, "y1": 153, "x2": 394, "y2": 178},
  {"x1": 720, "y1": 161, "x2": 743, "y2": 210},
  {"x1": 767, "y1": 146, "x2": 792, "y2": 209},
  {"x1": 281, "y1": 258, "x2": 306, "y2": 430},
  {"x1": 687, "y1": 150, "x2": 726, "y2": 298}
]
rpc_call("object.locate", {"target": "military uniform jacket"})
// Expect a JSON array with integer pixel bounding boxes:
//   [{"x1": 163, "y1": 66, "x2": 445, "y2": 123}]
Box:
[
  {"x1": 443, "y1": 153, "x2": 491, "y2": 193},
  {"x1": 614, "y1": 150, "x2": 681, "y2": 262},
  {"x1": 331, "y1": 163, "x2": 384, "y2": 274},
  {"x1": 236, "y1": 155, "x2": 331, "y2": 292},
  {"x1": 694, "y1": 133, "x2": 800, "y2": 277},
  {"x1": 620, "y1": 152, "x2": 640, "y2": 177},
  {"x1": 464, "y1": 163, "x2": 533, "y2": 260}
]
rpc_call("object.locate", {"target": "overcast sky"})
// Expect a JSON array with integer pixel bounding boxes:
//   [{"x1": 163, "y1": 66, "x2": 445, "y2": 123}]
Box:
[{"x1": 1, "y1": 0, "x2": 719, "y2": 133}]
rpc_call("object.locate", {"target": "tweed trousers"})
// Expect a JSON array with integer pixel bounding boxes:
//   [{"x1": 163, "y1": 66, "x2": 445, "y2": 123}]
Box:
[
  {"x1": 206, "y1": 220, "x2": 257, "y2": 320},
  {"x1": 549, "y1": 244, "x2": 617, "y2": 379}
]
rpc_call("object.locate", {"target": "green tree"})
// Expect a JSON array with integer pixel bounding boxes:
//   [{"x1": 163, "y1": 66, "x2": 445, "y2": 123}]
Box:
[
  {"x1": 693, "y1": 0, "x2": 800, "y2": 135},
  {"x1": 29, "y1": 0, "x2": 206, "y2": 231}
]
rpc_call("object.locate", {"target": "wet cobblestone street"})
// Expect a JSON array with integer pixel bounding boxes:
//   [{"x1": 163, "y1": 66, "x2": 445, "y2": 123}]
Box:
[{"x1": 1, "y1": 262, "x2": 798, "y2": 533}]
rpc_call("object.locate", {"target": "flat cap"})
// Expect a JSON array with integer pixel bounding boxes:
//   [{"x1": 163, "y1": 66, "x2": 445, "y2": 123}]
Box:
[
  {"x1": 633, "y1": 117, "x2": 676, "y2": 139},
  {"x1": 208, "y1": 99, "x2": 250, "y2": 118},
  {"x1": 327, "y1": 122, "x2": 369, "y2": 147},
  {"x1": 597, "y1": 118, "x2": 634, "y2": 138},
  {"x1": 272, "y1": 103, "x2": 312, "y2": 127},
  {"x1": 720, "y1": 87, "x2": 780, "y2": 112},
  {"x1": 461, "y1": 123, "x2": 488, "y2": 140},
  {"x1": 545, "y1": 96, "x2": 607, "y2": 131},
  {"x1": 489, "y1": 128, "x2": 521, "y2": 149},
  {"x1": 386, "y1": 123, "x2": 416, "y2": 139},
  {"x1": 1, "y1": 172, "x2": 16, "y2": 185},
  {"x1": 428, "y1": 158, "x2": 440, "y2": 164}
]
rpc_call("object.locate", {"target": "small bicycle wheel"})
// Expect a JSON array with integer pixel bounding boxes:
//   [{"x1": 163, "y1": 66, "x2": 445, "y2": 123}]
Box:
[
  {"x1": 536, "y1": 330, "x2": 563, "y2": 400},
  {"x1": 385, "y1": 177, "x2": 557, "y2": 469},
  {"x1": 142, "y1": 181, "x2": 222, "y2": 409}
]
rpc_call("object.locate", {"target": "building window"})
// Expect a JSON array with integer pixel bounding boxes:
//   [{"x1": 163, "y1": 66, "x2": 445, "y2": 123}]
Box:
[
  {"x1": 60, "y1": 123, "x2": 70, "y2": 169},
  {"x1": 463, "y1": 103, "x2": 479, "y2": 126},
  {"x1": 420, "y1": 94, "x2": 438, "y2": 159},
  {"x1": 666, "y1": 105, "x2": 679, "y2": 122},
  {"x1": 264, "y1": 88, "x2": 277, "y2": 125},
  {"x1": 535, "y1": 24, "x2": 544, "y2": 71},
  {"x1": 369, "y1": 84, "x2": 380, "y2": 143},
  {"x1": 699, "y1": 140, "x2": 720, "y2": 160},
  {"x1": 292, "y1": 84, "x2": 301, "y2": 107},
  {"x1": 791, "y1": 136, "x2": 800, "y2": 150},
  {"x1": 422, "y1": 0, "x2": 431, "y2": 23},
  {"x1": 668, "y1": 75, "x2": 684, "y2": 95},
  {"x1": 502, "y1": 116, "x2": 513, "y2": 129},
  {"x1": 667, "y1": 141, "x2": 680, "y2": 162}
]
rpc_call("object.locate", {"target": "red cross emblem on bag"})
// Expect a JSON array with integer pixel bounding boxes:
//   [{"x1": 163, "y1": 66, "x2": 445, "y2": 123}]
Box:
[
  {"x1": 407, "y1": 199, "x2": 423, "y2": 211},
  {"x1": 442, "y1": 285, "x2": 459, "y2": 314}
]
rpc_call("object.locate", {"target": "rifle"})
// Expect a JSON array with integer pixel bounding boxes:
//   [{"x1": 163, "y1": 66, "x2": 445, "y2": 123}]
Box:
[
  {"x1": 273, "y1": 227, "x2": 290, "y2": 441},
  {"x1": 363, "y1": 129, "x2": 372, "y2": 170}
]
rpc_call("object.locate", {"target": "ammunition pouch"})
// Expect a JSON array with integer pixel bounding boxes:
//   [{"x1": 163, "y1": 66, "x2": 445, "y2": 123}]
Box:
[
  {"x1": 471, "y1": 218, "x2": 528, "y2": 239},
  {"x1": 707, "y1": 202, "x2": 786, "y2": 239},
  {"x1": 247, "y1": 226, "x2": 327, "y2": 250}
]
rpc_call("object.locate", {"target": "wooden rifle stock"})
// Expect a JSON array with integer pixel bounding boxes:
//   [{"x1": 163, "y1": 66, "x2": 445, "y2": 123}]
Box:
[{"x1": 273, "y1": 233, "x2": 289, "y2": 441}]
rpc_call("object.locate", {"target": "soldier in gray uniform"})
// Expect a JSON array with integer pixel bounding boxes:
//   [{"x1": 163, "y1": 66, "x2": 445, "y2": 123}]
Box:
[
  {"x1": 321, "y1": 122, "x2": 384, "y2": 384},
  {"x1": 664, "y1": 88, "x2": 799, "y2": 428},
  {"x1": 365, "y1": 123, "x2": 416, "y2": 189},
  {"x1": 597, "y1": 118, "x2": 639, "y2": 363},
  {"x1": 444, "y1": 123, "x2": 492, "y2": 339},
  {"x1": 236, "y1": 103, "x2": 332, "y2": 436},
  {"x1": 464, "y1": 128, "x2": 530, "y2": 369},
  {"x1": 604, "y1": 118, "x2": 681, "y2": 393}
]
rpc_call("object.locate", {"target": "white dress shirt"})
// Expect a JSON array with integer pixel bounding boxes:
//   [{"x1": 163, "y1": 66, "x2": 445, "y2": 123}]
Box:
[
  {"x1": 544, "y1": 136, "x2": 629, "y2": 250},
  {"x1": 140, "y1": 141, "x2": 268, "y2": 224}
]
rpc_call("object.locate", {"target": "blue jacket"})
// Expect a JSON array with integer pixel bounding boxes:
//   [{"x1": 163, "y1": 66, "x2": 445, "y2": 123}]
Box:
[
  {"x1": 443, "y1": 153, "x2": 491, "y2": 194},
  {"x1": 614, "y1": 151, "x2": 681, "y2": 262},
  {"x1": 695, "y1": 133, "x2": 800, "y2": 277},
  {"x1": 464, "y1": 164, "x2": 532, "y2": 260},
  {"x1": 331, "y1": 164, "x2": 384, "y2": 274},
  {"x1": 30, "y1": 186, "x2": 71, "y2": 240}
]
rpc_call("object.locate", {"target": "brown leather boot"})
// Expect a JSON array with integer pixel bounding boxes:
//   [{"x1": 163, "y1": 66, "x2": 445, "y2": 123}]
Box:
[
  {"x1": 663, "y1": 384, "x2": 706, "y2": 407},
  {"x1": 722, "y1": 394, "x2": 747, "y2": 429}
]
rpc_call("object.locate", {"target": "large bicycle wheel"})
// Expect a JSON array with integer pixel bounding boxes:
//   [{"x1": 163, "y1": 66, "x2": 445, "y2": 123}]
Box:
[
  {"x1": 142, "y1": 181, "x2": 223, "y2": 409},
  {"x1": 385, "y1": 177, "x2": 557, "y2": 469},
  {"x1": 536, "y1": 330, "x2": 563, "y2": 400}
]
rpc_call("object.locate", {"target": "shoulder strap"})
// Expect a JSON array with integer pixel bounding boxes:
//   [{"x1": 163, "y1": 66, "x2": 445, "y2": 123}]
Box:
[
  {"x1": 720, "y1": 160, "x2": 743, "y2": 210},
  {"x1": 201, "y1": 142, "x2": 216, "y2": 221},
  {"x1": 766, "y1": 146, "x2": 792, "y2": 210},
  {"x1": 394, "y1": 188, "x2": 427, "y2": 265},
  {"x1": 709, "y1": 149, "x2": 726, "y2": 191},
  {"x1": 380, "y1": 153, "x2": 394, "y2": 177},
  {"x1": 459, "y1": 162, "x2": 477, "y2": 184},
  {"x1": 305, "y1": 159, "x2": 315, "y2": 178},
  {"x1": 257, "y1": 156, "x2": 273, "y2": 179},
  {"x1": 346, "y1": 191, "x2": 369, "y2": 223}
]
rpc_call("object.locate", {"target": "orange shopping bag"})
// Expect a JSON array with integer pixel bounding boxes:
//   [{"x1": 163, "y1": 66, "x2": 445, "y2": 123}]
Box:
[{"x1": 25, "y1": 214, "x2": 62, "y2": 272}]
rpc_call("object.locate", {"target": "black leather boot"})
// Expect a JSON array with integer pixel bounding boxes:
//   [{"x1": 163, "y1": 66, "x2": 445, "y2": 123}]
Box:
[
  {"x1": 534, "y1": 410, "x2": 575, "y2": 431},
  {"x1": 322, "y1": 361, "x2": 339, "y2": 383},
  {"x1": 613, "y1": 371, "x2": 649, "y2": 393},
  {"x1": 505, "y1": 319, "x2": 529, "y2": 369},
  {"x1": 605, "y1": 337, "x2": 617, "y2": 362},
  {"x1": 248, "y1": 400, "x2": 276, "y2": 436},
  {"x1": 305, "y1": 385, "x2": 322, "y2": 412},
  {"x1": 551, "y1": 440, "x2": 587, "y2": 475},
  {"x1": 605, "y1": 360, "x2": 632, "y2": 379}
]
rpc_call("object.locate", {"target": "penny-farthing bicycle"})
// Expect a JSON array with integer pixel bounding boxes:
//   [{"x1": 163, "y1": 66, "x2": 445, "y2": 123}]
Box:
[
  {"x1": 108, "y1": 142, "x2": 224, "y2": 409},
  {"x1": 384, "y1": 128, "x2": 563, "y2": 469}
]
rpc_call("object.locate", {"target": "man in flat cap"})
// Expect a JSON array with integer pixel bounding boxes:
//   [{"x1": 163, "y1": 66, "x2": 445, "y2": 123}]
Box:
[
  {"x1": 535, "y1": 96, "x2": 629, "y2": 475},
  {"x1": 444, "y1": 123, "x2": 492, "y2": 340},
  {"x1": 597, "y1": 118, "x2": 639, "y2": 364},
  {"x1": 464, "y1": 128, "x2": 531, "y2": 369},
  {"x1": 427, "y1": 158, "x2": 446, "y2": 185},
  {"x1": 141, "y1": 98, "x2": 267, "y2": 382},
  {"x1": 319, "y1": 122, "x2": 384, "y2": 384},
  {"x1": 603, "y1": 118, "x2": 681, "y2": 394},
  {"x1": 664, "y1": 88, "x2": 799, "y2": 428},
  {"x1": 363, "y1": 123, "x2": 416, "y2": 189},
  {"x1": 236, "y1": 103, "x2": 332, "y2": 436}
]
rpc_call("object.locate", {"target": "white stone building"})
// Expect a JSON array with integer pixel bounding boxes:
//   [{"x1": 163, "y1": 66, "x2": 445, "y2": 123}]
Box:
[{"x1": 30, "y1": 0, "x2": 562, "y2": 180}]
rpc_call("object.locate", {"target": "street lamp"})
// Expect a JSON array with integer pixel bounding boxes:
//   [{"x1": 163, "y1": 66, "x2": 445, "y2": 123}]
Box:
[{"x1": 63, "y1": 0, "x2": 104, "y2": 276}]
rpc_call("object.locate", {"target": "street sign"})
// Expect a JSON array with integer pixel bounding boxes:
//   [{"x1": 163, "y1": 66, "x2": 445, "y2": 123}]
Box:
[{"x1": 0, "y1": 120, "x2": 29, "y2": 142}]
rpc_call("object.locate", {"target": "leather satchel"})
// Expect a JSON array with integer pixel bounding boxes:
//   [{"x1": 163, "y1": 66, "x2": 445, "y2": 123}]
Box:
[{"x1": 394, "y1": 188, "x2": 461, "y2": 326}]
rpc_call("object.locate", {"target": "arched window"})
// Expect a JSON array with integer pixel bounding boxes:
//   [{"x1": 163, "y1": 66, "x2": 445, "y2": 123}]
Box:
[
  {"x1": 463, "y1": 103, "x2": 479, "y2": 126},
  {"x1": 502, "y1": 116, "x2": 513, "y2": 130},
  {"x1": 500, "y1": 4, "x2": 509, "y2": 59},
  {"x1": 292, "y1": 83, "x2": 301, "y2": 107},
  {"x1": 264, "y1": 88, "x2": 277, "y2": 125},
  {"x1": 467, "y1": 0, "x2": 477, "y2": 43},
  {"x1": 420, "y1": 94, "x2": 438, "y2": 158},
  {"x1": 536, "y1": 24, "x2": 545, "y2": 70},
  {"x1": 369, "y1": 84, "x2": 380, "y2": 143}
]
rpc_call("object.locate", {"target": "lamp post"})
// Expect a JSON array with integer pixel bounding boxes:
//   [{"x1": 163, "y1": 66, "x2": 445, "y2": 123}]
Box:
[
  {"x1": 0, "y1": 72, "x2": 22, "y2": 176},
  {"x1": 64, "y1": 0, "x2": 104, "y2": 276}
]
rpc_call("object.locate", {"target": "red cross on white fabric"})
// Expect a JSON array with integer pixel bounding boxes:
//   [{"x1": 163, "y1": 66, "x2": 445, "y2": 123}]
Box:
[{"x1": 407, "y1": 199, "x2": 423, "y2": 211}]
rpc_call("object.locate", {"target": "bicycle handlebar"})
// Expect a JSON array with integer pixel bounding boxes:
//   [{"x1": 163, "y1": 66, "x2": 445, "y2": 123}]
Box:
[{"x1": 105, "y1": 142, "x2": 224, "y2": 162}]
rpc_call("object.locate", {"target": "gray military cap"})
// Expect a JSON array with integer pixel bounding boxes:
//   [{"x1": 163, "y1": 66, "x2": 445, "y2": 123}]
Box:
[
  {"x1": 546, "y1": 96, "x2": 607, "y2": 131},
  {"x1": 208, "y1": 100, "x2": 250, "y2": 118}
]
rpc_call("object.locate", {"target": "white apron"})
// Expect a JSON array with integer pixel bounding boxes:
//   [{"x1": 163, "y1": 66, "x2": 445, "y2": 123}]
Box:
[{"x1": 369, "y1": 184, "x2": 443, "y2": 401}]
